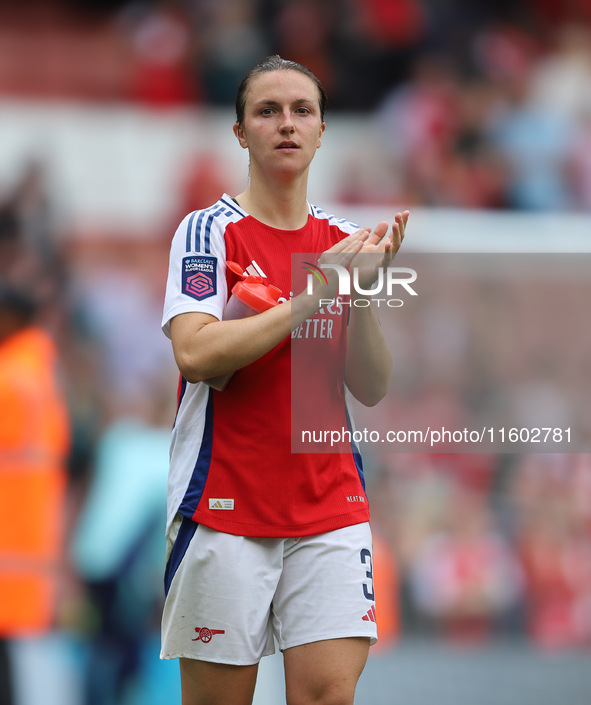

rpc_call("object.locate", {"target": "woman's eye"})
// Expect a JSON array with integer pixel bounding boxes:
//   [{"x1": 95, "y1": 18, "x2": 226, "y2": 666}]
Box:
[{"x1": 261, "y1": 108, "x2": 274, "y2": 115}]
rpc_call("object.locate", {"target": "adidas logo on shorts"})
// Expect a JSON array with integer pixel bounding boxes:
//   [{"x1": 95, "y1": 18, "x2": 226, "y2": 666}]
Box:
[{"x1": 362, "y1": 605, "x2": 377, "y2": 622}]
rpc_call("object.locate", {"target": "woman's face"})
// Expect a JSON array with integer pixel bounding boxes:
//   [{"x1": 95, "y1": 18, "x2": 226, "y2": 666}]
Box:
[{"x1": 234, "y1": 70, "x2": 325, "y2": 179}]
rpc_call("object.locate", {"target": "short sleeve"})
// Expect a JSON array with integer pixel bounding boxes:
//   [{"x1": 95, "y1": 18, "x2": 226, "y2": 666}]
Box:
[{"x1": 161, "y1": 210, "x2": 228, "y2": 339}]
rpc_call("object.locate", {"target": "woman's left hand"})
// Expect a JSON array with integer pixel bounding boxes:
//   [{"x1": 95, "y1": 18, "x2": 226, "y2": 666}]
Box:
[{"x1": 352, "y1": 211, "x2": 409, "y2": 291}]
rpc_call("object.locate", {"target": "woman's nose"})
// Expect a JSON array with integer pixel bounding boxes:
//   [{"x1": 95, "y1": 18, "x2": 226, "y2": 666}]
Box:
[{"x1": 279, "y1": 108, "x2": 295, "y2": 132}]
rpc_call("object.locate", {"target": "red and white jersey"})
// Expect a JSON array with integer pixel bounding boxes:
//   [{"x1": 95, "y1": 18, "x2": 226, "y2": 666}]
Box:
[{"x1": 162, "y1": 194, "x2": 370, "y2": 538}]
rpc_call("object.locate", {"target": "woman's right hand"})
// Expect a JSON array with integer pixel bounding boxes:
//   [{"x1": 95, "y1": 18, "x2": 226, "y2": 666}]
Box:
[{"x1": 299, "y1": 227, "x2": 371, "y2": 308}]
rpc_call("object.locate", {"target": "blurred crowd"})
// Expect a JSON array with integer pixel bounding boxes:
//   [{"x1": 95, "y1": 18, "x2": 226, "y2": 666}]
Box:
[
  {"x1": 0, "y1": 163, "x2": 179, "y2": 704},
  {"x1": 1, "y1": 1, "x2": 591, "y2": 210},
  {"x1": 1, "y1": 1, "x2": 591, "y2": 704},
  {"x1": 360, "y1": 254, "x2": 591, "y2": 647},
  {"x1": 369, "y1": 452, "x2": 591, "y2": 649}
]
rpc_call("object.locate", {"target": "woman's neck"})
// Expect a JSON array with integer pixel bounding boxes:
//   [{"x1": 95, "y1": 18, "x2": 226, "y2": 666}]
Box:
[{"x1": 235, "y1": 172, "x2": 310, "y2": 230}]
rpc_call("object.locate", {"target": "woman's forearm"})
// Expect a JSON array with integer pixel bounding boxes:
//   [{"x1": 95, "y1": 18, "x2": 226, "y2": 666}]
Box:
[
  {"x1": 345, "y1": 294, "x2": 393, "y2": 406},
  {"x1": 171, "y1": 290, "x2": 322, "y2": 384}
]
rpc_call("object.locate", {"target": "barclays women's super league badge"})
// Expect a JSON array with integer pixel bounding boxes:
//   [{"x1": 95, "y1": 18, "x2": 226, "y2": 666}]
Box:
[{"x1": 182, "y1": 256, "x2": 217, "y2": 301}]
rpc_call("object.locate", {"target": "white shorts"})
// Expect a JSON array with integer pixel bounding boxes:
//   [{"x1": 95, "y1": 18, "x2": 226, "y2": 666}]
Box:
[{"x1": 160, "y1": 517, "x2": 378, "y2": 665}]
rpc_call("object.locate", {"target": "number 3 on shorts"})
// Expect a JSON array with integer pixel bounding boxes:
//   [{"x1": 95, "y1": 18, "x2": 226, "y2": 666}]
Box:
[{"x1": 360, "y1": 548, "x2": 375, "y2": 601}]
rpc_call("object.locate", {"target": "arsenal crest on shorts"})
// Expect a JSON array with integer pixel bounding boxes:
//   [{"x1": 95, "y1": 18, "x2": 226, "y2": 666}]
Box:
[
  {"x1": 192, "y1": 626, "x2": 225, "y2": 643},
  {"x1": 182, "y1": 256, "x2": 217, "y2": 301}
]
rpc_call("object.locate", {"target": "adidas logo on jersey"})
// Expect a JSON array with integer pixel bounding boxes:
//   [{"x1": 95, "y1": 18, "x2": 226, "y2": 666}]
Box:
[
  {"x1": 362, "y1": 605, "x2": 377, "y2": 622},
  {"x1": 243, "y1": 260, "x2": 267, "y2": 278},
  {"x1": 209, "y1": 498, "x2": 235, "y2": 510}
]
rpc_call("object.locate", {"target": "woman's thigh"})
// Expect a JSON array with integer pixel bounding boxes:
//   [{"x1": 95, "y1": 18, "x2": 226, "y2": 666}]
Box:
[
  {"x1": 283, "y1": 637, "x2": 370, "y2": 705},
  {"x1": 180, "y1": 658, "x2": 258, "y2": 705}
]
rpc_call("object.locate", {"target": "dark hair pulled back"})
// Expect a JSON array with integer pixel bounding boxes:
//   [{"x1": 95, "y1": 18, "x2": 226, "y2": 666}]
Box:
[{"x1": 235, "y1": 55, "x2": 328, "y2": 127}]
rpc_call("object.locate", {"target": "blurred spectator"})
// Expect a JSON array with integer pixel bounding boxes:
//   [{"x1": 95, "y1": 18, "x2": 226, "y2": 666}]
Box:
[
  {"x1": 196, "y1": 0, "x2": 268, "y2": 105},
  {"x1": 119, "y1": 0, "x2": 198, "y2": 107},
  {"x1": 325, "y1": 0, "x2": 425, "y2": 109},
  {"x1": 408, "y1": 487, "x2": 523, "y2": 642},
  {"x1": 518, "y1": 507, "x2": 591, "y2": 648},
  {"x1": 376, "y1": 54, "x2": 460, "y2": 186},
  {"x1": 352, "y1": 0, "x2": 426, "y2": 50},
  {"x1": 70, "y1": 391, "x2": 172, "y2": 705},
  {"x1": 486, "y1": 66, "x2": 575, "y2": 210},
  {"x1": 567, "y1": 109, "x2": 591, "y2": 210},
  {"x1": 375, "y1": 54, "x2": 499, "y2": 207},
  {"x1": 0, "y1": 157, "x2": 104, "y2": 497},
  {"x1": 79, "y1": 265, "x2": 176, "y2": 410},
  {"x1": 270, "y1": 0, "x2": 335, "y2": 95},
  {"x1": 530, "y1": 24, "x2": 591, "y2": 120},
  {"x1": 473, "y1": 24, "x2": 537, "y2": 85},
  {"x1": 179, "y1": 151, "x2": 235, "y2": 214},
  {"x1": 0, "y1": 281, "x2": 70, "y2": 704},
  {"x1": 512, "y1": 455, "x2": 591, "y2": 648},
  {"x1": 529, "y1": 0, "x2": 591, "y2": 33},
  {"x1": 0, "y1": 207, "x2": 20, "y2": 280},
  {"x1": 0, "y1": 160, "x2": 66, "y2": 315},
  {"x1": 445, "y1": 80, "x2": 509, "y2": 208}
]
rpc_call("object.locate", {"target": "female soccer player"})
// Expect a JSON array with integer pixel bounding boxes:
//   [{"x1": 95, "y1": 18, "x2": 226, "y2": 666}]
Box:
[{"x1": 161, "y1": 55, "x2": 408, "y2": 705}]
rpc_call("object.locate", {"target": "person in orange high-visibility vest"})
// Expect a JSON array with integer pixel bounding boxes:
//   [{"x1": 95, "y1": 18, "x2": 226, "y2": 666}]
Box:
[{"x1": 0, "y1": 283, "x2": 70, "y2": 703}]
